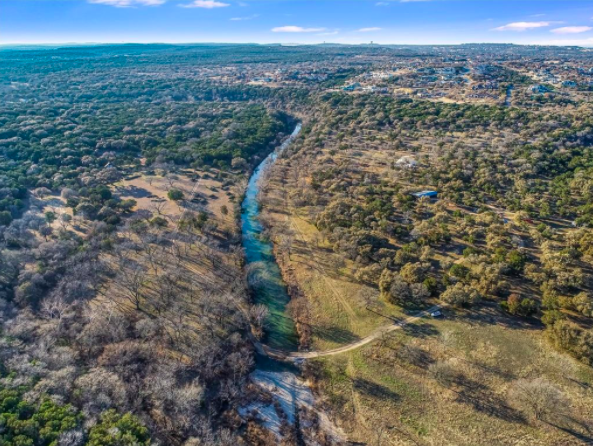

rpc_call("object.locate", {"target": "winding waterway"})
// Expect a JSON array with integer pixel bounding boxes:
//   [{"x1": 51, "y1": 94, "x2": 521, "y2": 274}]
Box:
[{"x1": 241, "y1": 123, "x2": 302, "y2": 352}]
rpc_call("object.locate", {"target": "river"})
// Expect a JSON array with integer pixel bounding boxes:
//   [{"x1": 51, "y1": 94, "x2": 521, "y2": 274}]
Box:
[
  {"x1": 241, "y1": 123, "x2": 302, "y2": 352},
  {"x1": 239, "y1": 124, "x2": 347, "y2": 442}
]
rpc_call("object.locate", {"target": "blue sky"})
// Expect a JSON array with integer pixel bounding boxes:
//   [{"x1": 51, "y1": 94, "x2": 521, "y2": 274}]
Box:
[{"x1": 3, "y1": 0, "x2": 593, "y2": 46}]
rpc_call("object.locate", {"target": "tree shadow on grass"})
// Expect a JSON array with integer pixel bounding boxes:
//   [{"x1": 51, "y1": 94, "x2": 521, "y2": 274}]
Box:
[
  {"x1": 401, "y1": 322, "x2": 439, "y2": 339},
  {"x1": 450, "y1": 301, "x2": 544, "y2": 331},
  {"x1": 119, "y1": 185, "x2": 152, "y2": 199},
  {"x1": 566, "y1": 376, "x2": 593, "y2": 392},
  {"x1": 312, "y1": 324, "x2": 361, "y2": 345},
  {"x1": 547, "y1": 418, "x2": 593, "y2": 444},
  {"x1": 352, "y1": 377, "x2": 400, "y2": 402},
  {"x1": 453, "y1": 375, "x2": 526, "y2": 424},
  {"x1": 395, "y1": 344, "x2": 435, "y2": 369}
]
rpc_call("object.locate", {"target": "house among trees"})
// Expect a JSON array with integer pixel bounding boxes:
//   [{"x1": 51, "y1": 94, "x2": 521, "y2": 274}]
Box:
[
  {"x1": 412, "y1": 190, "x2": 438, "y2": 199},
  {"x1": 342, "y1": 82, "x2": 361, "y2": 91},
  {"x1": 395, "y1": 155, "x2": 418, "y2": 169},
  {"x1": 528, "y1": 84, "x2": 550, "y2": 94},
  {"x1": 511, "y1": 235, "x2": 525, "y2": 249}
]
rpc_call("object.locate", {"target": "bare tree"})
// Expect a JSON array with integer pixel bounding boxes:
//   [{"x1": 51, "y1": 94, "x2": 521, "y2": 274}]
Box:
[
  {"x1": 278, "y1": 233, "x2": 294, "y2": 260},
  {"x1": 249, "y1": 304, "x2": 269, "y2": 340},
  {"x1": 115, "y1": 264, "x2": 147, "y2": 311},
  {"x1": 40, "y1": 294, "x2": 71, "y2": 327},
  {"x1": 150, "y1": 200, "x2": 167, "y2": 216},
  {"x1": 508, "y1": 378, "x2": 569, "y2": 423}
]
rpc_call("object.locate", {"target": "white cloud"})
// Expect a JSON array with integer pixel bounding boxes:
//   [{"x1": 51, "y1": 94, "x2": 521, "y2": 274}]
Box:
[
  {"x1": 493, "y1": 21, "x2": 551, "y2": 31},
  {"x1": 357, "y1": 27, "x2": 382, "y2": 32},
  {"x1": 89, "y1": 0, "x2": 165, "y2": 7},
  {"x1": 271, "y1": 26, "x2": 327, "y2": 33},
  {"x1": 551, "y1": 26, "x2": 592, "y2": 34},
  {"x1": 375, "y1": 2, "x2": 389, "y2": 6},
  {"x1": 230, "y1": 14, "x2": 259, "y2": 21},
  {"x1": 318, "y1": 30, "x2": 339, "y2": 36},
  {"x1": 179, "y1": 0, "x2": 229, "y2": 8}
]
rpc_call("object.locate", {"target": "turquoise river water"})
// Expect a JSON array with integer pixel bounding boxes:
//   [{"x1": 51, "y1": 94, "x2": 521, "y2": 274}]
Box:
[{"x1": 241, "y1": 123, "x2": 302, "y2": 352}]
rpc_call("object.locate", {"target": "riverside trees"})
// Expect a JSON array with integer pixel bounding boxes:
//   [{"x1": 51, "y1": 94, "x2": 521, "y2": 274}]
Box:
[
  {"x1": 0, "y1": 44, "x2": 301, "y2": 445},
  {"x1": 275, "y1": 90, "x2": 593, "y2": 366}
]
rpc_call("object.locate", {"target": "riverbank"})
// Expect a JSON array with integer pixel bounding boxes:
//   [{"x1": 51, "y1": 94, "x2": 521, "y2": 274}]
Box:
[
  {"x1": 241, "y1": 123, "x2": 302, "y2": 352},
  {"x1": 238, "y1": 122, "x2": 347, "y2": 444},
  {"x1": 272, "y1": 240, "x2": 313, "y2": 350}
]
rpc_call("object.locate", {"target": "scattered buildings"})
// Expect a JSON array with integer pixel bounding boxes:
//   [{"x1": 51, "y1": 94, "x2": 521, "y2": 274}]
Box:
[
  {"x1": 342, "y1": 82, "x2": 361, "y2": 91},
  {"x1": 395, "y1": 156, "x2": 418, "y2": 169},
  {"x1": 529, "y1": 84, "x2": 550, "y2": 94},
  {"x1": 412, "y1": 190, "x2": 438, "y2": 199}
]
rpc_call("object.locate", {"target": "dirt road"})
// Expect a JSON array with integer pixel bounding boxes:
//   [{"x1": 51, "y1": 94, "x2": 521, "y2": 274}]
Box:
[{"x1": 257, "y1": 304, "x2": 443, "y2": 361}]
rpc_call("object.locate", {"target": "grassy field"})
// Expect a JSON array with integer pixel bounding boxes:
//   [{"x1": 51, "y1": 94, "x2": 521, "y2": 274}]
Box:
[
  {"x1": 114, "y1": 169, "x2": 236, "y2": 231},
  {"x1": 269, "y1": 204, "x2": 413, "y2": 351},
  {"x1": 85, "y1": 166, "x2": 248, "y2": 333},
  {"x1": 265, "y1": 193, "x2": 593, "y2": 445},
  {"x1": 270, "y1": 199, "x2": 593, "y2": 444},
  {"x1": 310, "y1": 311, "x2": 593, "y2": 446}
]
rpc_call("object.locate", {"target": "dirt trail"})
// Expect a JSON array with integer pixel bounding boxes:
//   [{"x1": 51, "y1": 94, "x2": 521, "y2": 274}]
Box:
[{"x1": 258, "y1": 304, "x2": 443, "y2": 360}]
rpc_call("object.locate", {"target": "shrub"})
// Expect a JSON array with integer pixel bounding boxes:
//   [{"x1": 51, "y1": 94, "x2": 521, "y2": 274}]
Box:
[
  {"x1": 573, "y1": 292, "x2": 593, "y2": 317},
  {"x1": 355, "y1": 263, "x2": 383, "y2": 284},
  {"x1": 150, "y1": 216, "x2": 168, "y2": 227},
  {"x1": 167, "y1": 189, "x2": 184, "y2": 201},
  {"x1": 87, "y1": 410, "x2": 150, "y2": 446},
  {"x1": 501, "y1": 293, "x2": 537, "y2": 317},
  {"x1": 379, "y1": 269, "x2": 413, "y2": 306},
  {"x1": 0, "y1": 211, "x2": 12, "y2": 226},
  {"x1": 541, "y1": 310, "x2": 564, "y2": 327},
  {"x1": 45, "y1": 211, "x2": 57, "y2": 224},
  {"x1": 400, "y1": 262, "x2": 426, "y2": 284},
  {"x1": 423, "y1": 277, "x2": 438, "y2": 295},
  {"x1": 440, "y1": 282, "x2": 480, "y2": 307},
  {"x1": 506, "y1": 250, "x2": 526, "y2": 273},
  {"x1": 546, "y1": 319, "x2": 593, "y2": 365},
  {"x1": 448, "y1": 264, "x2": 470, "y2": 281},
  {"x1": 0, "y1": 387, "x2": 81, "y2": 445}
]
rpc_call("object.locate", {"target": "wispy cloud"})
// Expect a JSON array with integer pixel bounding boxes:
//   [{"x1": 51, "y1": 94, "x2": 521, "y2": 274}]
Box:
[
  {"x1": 272, "y1": 26, "x2": 327, "y2": 33},
  {"x1": 551, "y1": 26, "x2": 592, "y2": 35},
  {"x1": 493, "y1": 21, "x2": 551, "y2": 31},
  {"x1": 318, "y1": 30, "x2": 339, "y2": 36},
  {"x1": 375, "y1": 2, "x2": 389, "y2": 6},
  {"x1": 357, "y1": 27, "x2": 382, "y2": 32},
  {"x1": 89, "y1": 0, "x2": 165, "y2": 7},
  {"x1": 230, "y1": 14, "x2": 259, "y2": 21},
  {"x1": 179, "y1": 0, "x2": 229, "y2": 8}
]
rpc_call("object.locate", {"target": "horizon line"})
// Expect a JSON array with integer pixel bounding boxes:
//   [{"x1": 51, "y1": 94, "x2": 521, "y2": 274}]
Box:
[{"x1": 0, "y1": 41, "x2": 590, "y2": 48}]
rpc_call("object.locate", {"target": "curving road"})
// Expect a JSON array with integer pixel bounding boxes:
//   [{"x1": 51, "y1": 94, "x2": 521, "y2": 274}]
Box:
[{"x1": 255, "y1": 304, "x2": 443, "y2": 361}]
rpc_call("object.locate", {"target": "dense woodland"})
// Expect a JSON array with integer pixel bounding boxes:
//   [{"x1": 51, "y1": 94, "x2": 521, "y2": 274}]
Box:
[
  {"x1": 262, "y1": 75, "x2": 593, "y2": 444},
  {"x1": 2, "y1": 43, "x2": 593, "y2": 445},
  {"x1": 0, "y1": 45, "x2": 306, "y2": 446},
  {"x1": 277, "y1": 92, "x2": 593, "y2": 360}
]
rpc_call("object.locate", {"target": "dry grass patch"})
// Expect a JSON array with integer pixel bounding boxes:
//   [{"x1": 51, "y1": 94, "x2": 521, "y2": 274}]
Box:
[{"x1": 312, "y1": 314, "x2": 593, "y2": 446}]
